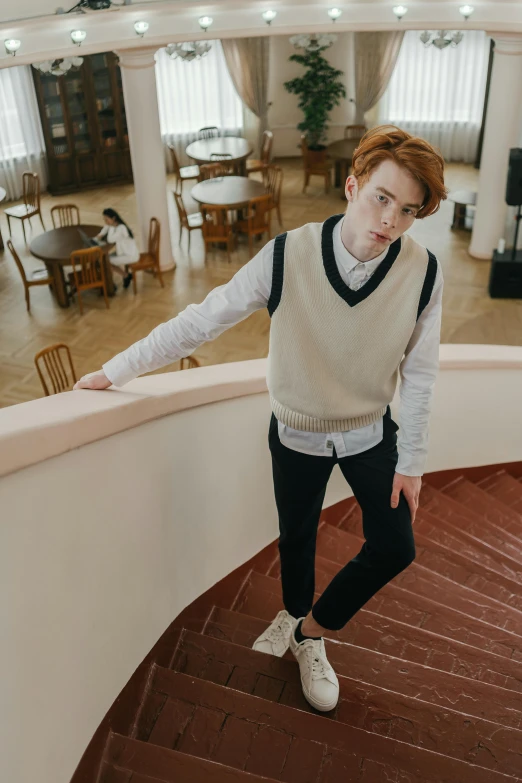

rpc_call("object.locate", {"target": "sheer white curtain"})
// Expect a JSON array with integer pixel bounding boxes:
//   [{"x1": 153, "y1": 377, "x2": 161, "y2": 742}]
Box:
[
  {"x1": 378, "y1": 30, "x2": 490, "y2": 162},
  {"x1": 155, "y1": 41, "x2": 244, "y2": 169},
  {"x1": 0, "y1": 65, "x2": 47, "y2": 200}
]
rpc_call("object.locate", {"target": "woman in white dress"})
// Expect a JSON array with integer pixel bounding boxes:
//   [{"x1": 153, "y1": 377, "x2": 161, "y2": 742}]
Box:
[{"x1": 96, "y1": 208, "x2": 140, "y2": 289}]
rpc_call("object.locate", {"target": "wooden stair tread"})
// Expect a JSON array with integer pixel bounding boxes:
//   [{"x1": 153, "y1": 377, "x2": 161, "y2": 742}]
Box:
[
  {"x1": 477, "y1": 471, "x2": 522, "y2": 516},
  {"x1": 440, "y1": 476, "x2": 522, "y2": 540}
]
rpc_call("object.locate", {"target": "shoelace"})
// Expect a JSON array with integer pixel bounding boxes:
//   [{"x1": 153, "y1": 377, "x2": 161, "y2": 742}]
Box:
[
  {"x1": 266, "y1": 618, "x2": 291, "y2": 643},
  {"x1": 311, "y1": 653, "x2": 329, "y2": 680}
]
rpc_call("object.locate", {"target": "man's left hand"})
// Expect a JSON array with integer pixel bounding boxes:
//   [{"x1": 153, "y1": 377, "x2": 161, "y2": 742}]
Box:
[{"x1": 391, "y1": 473, "x2": 422, "y2": 523}]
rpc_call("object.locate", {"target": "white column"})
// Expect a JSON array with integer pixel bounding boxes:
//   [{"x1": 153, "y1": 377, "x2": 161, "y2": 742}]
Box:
[
  {"x1": 469, "y1": 34, "x2": 522, "y2": 260},
  {"x1": 117, "y1": 47, "x2": 175, "y2": 271}
]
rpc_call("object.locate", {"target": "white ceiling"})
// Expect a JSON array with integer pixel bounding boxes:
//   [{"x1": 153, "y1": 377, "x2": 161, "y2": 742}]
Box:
[{"x1": 1, "y1": 1, "x2": 521, "y2": 69}]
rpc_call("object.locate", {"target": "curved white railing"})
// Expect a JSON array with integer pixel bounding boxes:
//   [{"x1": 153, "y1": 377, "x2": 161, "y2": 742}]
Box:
[{"x1": 1, "y1": 345, "x2": 522, "y2": 783}]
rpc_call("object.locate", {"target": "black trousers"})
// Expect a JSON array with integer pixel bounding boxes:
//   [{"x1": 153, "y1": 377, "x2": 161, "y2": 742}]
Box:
[{"x1": 269, "y1": 407, "x2": 416, "y2": 631}]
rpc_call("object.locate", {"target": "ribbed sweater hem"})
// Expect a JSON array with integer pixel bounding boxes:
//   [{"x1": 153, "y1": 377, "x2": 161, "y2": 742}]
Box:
[{"x1": 270, "y1": 397, "x2": 388, "y2": 433}]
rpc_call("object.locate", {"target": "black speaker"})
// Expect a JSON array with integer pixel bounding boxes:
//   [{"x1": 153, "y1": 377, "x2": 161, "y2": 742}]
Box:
[
  {"x1": 489, "y1": 249, "x2": 522, "y2": 298},
  {"x1": 506, "y1": 148, "x2": 522, "y2": 206}
]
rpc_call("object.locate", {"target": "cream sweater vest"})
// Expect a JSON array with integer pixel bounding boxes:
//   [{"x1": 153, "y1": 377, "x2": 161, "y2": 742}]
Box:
[{"x1": 266, "y1": 213, "x2": 437, "y2": 432}]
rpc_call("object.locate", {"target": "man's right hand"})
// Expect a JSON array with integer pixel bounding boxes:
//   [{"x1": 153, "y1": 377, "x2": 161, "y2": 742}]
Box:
[{"x1": 73, "y1": 371, "x2": 112, "y2": 391}]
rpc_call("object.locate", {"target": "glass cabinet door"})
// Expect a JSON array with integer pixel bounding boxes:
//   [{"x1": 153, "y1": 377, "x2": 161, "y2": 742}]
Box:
[
  {"x1": 41, "y1": 73, "x2": 70, "y2": 156},
  {"x1": 64, "y1": 67, "x2": 93, "y2": 154},
  {"x1": 90, "y1": 53, "x2": 119, "y2": 150}
]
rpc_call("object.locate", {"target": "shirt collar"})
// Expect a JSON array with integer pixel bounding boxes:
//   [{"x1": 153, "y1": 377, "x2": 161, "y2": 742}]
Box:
[{"x1": 333, "y1": 216, "x2": 389, "y2": 274}]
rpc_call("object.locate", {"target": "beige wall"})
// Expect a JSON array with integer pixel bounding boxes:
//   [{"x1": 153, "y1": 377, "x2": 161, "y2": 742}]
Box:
[{"x1": 267, "y1": 33, "x2": 357, "y2": 157}]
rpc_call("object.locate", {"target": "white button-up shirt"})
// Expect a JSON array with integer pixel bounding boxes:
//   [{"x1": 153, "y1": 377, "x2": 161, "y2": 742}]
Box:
[{"x1": 103, "y1": 218, "x2": 443, "y2": 477}]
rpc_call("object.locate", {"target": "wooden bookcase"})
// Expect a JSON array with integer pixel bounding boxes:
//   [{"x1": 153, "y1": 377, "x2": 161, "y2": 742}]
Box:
[{"x1": 32, "y1": 52, "x2": 133, "y2": 195}]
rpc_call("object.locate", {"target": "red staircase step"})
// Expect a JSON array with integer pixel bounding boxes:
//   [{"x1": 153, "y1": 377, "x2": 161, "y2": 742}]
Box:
[
  {"x1": 332, "y1": 508, "x2": 522, "y2": 612},
  {"x1": 206, "y1": 607, "x2": 522, "y2": 730},
  {"x1": 135, "y1": 667, "x2": 519, "y2": 783},
  {"x1": 103, "y1": 734, "x2": 279, "y2": 782},
  {"x1": 420, "y1": 483, "x2": 522, "y2": 568},
  {"x1": 477, "y1": 470, "x2": 522, "y2": 519},
  {"x1": 236, "y1": 571, "x2": 522, "y2": 693},
  {"x1": 312, "y1": 527, "x2": 522, "y2": 635},
  {"x1": 170, "y1": 628, "x2": 522, "y2": 777},
  {"x1": 440, "y1": 476, "x2": 522, "y2": 543}
]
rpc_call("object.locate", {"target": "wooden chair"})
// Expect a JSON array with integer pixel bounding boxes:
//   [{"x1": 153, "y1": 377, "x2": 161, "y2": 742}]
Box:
[
  {"x1": 34, "y1": 343, "x2": 77, "y2": 396},
  {"x1": 263, "y1": 164, "x2": 284, "y2": 227},
  {"x1": 198, "y1": 162, "x2": 229, "y2": 181},
  {"x1": 51, "y1": 203, "x2": 80, "y2": 228},
  {"x1": 344, "y1": 124, "x2": 367, "y2": 140},
  {"x1": 210, "y1": 152, "x2": 234, "y2": 175},
  {"x1": 301, "y1": 135, "x2": 332, "y2": 194},
  {"x1": 168, "y1": 144, "x2": 200, "y2": 194},
  {"x1": 201, "y1": 204, "x2": 235, "y2": 263},
  {"x1": 198, "y1": 126, "x2": 220, "y2": 140},
  {"x1": 7, "y1": 239, "x2": 53, "y2": 313},
  {"x1": 236, "y1": 194, "x2": 272, "y2": 257},
  {"x1": 5, "y1": 172, "x2": 46, "y2": 243},
  {"x1": 179, "y1": 356, "x2": 201, "y2": 370},
  {"x1": 69, "y1": 247, "x2": 109, "y2": 315},
  {"x1": 173, "y1": 193, "x2": 203, "y2": 250},
  {"x1": 128, "y1": 217, "x2": 163, "y2": 294},
  {"x1": 247, "y1": 130, "x2": 274, "y2": 176}
]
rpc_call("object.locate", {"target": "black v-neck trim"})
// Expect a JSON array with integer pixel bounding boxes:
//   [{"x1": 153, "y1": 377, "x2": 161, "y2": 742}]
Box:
[{"x1": 321, "y1": 213, "x2": 402, "y2": 306}]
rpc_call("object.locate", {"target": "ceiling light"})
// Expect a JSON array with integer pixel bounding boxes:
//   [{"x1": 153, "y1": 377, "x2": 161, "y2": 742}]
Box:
[
  {"x1": 393, "y1": 5, "x2": 408, "y2": 21},
  {"x1": 198, "y1": 16, "x2": 213, "y2": 32},
  {"x1": 289, "y1": 34, "x2": 337, "y2": 52},
  {"x1": 70, "y1": 30, "x2": 87, "y2": 46},
  {"x1": 459, "y1": 5, "x2": 474, "y2": 20},
  {"x1": 262, "y1": 10, "x2": 277, "y2": 25},
  {"x1": 134, "y1": 21, "x2": 149, "y2": 37},
  {"x1": 166, "y1": 41, "x2": 212, "y2": 61},
  {"x1": 328, "y1": 8, "x2": 342, "y2": 22},
  {"x1": 4, "y1": 38, "x2": 21, "y2": 56},
  {"x1": 33, "y1": 57, "x2": 83, "y2": 77}
]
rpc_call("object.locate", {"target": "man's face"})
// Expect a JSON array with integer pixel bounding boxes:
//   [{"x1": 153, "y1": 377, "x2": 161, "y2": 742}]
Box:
[{"x1": 345, "y1": 159, "x2": 426, "y2": 255}]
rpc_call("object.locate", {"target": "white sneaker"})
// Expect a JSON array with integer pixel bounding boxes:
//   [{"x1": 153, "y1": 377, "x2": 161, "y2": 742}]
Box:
[
  {"x1": 252, "y1": 610, "x2": 295, "y2": 657},
  {"x1": 290, "y1": 619, "x2": 339, "y2": 712}
]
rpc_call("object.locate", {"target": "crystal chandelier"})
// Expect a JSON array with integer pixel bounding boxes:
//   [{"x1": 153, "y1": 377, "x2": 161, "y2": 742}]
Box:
[
  {"x1": 419, "y1": 30, "x2": 464, "y2": 49},
  {"x1": 166, "y1": 41, "x2": 212, "y2": 62},
  {"x1": 32, "y1": 57, "x2": 84, "y2": 77},
  {"x1": 289, "y1": 33, "x2": 337, "y2": 52}
]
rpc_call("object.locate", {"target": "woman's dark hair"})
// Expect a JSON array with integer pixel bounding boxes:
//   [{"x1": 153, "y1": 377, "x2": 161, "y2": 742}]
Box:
[{"x1": 102, "y1": 208, "x2": 134, "y2": 238}]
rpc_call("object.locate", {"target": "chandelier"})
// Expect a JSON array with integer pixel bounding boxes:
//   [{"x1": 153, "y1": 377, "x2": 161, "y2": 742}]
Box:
[
  {"x1": 419, "y1": 30, "x2": 464, "y2": 49},
  {"x1": 166, "y1": 41, "x2": 212, "y2": 62},
  {"x1": 289, "y1": 33, "x2": 337, "y2": 52},
  {"x1": 32, "y1": 57, "x2": 84, "y2": 77}
]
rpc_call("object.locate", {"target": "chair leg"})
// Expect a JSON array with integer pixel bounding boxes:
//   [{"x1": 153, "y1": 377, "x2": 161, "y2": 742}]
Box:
[
  {"x1": 187, "y1": 229, "x2": 191, "y2": 251},
  {"x1": 21, "y1": 219, "x2": 27, "y2": 245},
  {"x1": 132, "y1": 271, "x2": 137, "y2": 295},
  {"x1": 156, "y1": 264, "x2": 164, "y2": 288},
  {"x1": 39, "y1": 212, "x2": 46, "y2": 231},
  {"x1": 6, "y1": 215, "x2": 11, "y2": 236},
  {"x1": 25, "y1": 285, "x2": 31, "y2": 313},
  {"x1": 179, "y1": 223, "x2": 182, "y2": 245},
  {"x1": 77, "y1": 289, "x2": 84, "y2": 315}
]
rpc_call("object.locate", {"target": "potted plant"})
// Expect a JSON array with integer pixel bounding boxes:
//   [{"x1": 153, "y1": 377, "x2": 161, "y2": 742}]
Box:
[{"x1": 284, "y1": 43, "x2": 346, "y2": 164}]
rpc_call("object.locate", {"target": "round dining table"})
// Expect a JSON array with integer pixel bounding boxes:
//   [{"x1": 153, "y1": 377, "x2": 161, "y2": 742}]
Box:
[
  {"x1": 186, "y1": 137, "x2": 253, "y2": 176},
  {"x1": 0, "y1": 186, "x2": 6, "y2": 251},
  {"x1": 29, "y1": 224, "x2": 115, "y2": 308},
  {"x1": 191, "y1": 176, "x2": 266, "y2": 209},
  {"x1": 328, "y1": 138, "x2": 361, "y2": 194}
]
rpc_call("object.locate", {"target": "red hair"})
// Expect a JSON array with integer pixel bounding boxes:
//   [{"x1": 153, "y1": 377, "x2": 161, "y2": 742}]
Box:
[{"x1": 351, "y1": 125, "x2": 448, "y2": 219}]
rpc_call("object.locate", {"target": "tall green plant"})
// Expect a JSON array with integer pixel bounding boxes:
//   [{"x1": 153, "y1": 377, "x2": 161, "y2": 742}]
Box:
[{"x1": 284, "y1": 46, "x2": 346, "y2": 150}]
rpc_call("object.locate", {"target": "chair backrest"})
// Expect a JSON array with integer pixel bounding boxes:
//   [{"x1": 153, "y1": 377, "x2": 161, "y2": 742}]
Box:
[
  {"x1": 246, "y1": 194, "x2": 272, "y2": 233},
  {"x1": 70, "y1": 247, "x2": 105, "y2": 287},
  {"x1": 263, "y1": 164, "x2": 283, "y2": 203},
  {"x1": 147, "y1": 217, "x2": 161, "y2": 260},
  {"x1": 210, "y1": 153, "x2": 232, "y2": 161},
  {"x1": 168, "y1": 144, "x2": 181, "y2": 177},
  {"x1": 7, "y1": 239, "x2": 28, "y2": 284},
  {"x1": 199, "y1": 162, "x2": 228, "y2": 181},
  {"x1": 201, "y1": 205, "x2": 233, "y2": 241},
  {"x1": 23, "y1": 171, "x2": 40, "y2": 210},
  {"x1": 173, "y1": 193, "x2": 188, "y2": 227},
  {"x1": 344, "y1": 124, "x2": 367, "y2": 140},
  {"x1": 180, "y1": 356, "x2": 201, "y2": 370},
  {"x1": 51, "y1": 203, "x2": 80, "y2": 228},
  {"x1": 260, "y1": 130, "x2": 274, "y2": 165},
  {"x1": 34, "y1": 343, "x2": 77, "y2": 396},
  {"x1": 198, "y1": 126, "x2": 220, "y2": 140}
]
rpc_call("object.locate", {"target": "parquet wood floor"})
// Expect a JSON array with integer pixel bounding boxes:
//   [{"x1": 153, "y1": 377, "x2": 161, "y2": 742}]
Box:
[{"x1": 1, "y1": 159, "x2": 521, "y2": 407}]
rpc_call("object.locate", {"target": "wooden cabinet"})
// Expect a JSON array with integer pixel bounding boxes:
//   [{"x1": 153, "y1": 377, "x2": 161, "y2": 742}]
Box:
[{"x1": 33, "y1": 52, "x2": 133, "y2": 195}]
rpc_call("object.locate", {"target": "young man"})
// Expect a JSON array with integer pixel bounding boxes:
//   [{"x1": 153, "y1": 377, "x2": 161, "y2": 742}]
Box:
[{"x1": 75, "y1": 125, "x2": 447, "y2": 714}]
